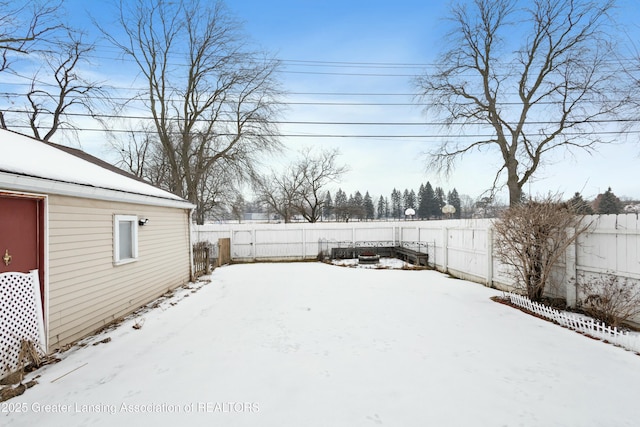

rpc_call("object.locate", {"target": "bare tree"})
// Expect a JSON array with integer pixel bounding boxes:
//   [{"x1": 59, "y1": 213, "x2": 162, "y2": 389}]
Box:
[
  {"x1": 112, "y1": 122, "x2": 242, "y2": 223},
  {"x1": 415, "y1": 0, "x2": 625, "y2": 206},
  {"x1": 109, "y1": 124, "x2": 171, "y2": 187},
  {"x1": 493, "y1": 195, "x2": 590, "y2": 301},
  {"x1": 0, "y1": 0, "x2": 62, "y2": 73},
  {"x1": 22, "y1": 30, "x2": 108, "y2": 141},
  {"x1": 253, "y1": 163, "x2": 305, "y2": 223},
  {"x1": 0, "y1": 1, "x2": 108, "y2": 141},
  {"x1": 459, "y1": 194, "x2": 475, "y2": 219},
  {"x1": 253, "y1": 148, "x2": 349, "y2": 223},
  {"x1": 295, "y1": 148, "x2": 349, "y2": 223},
  {"x1": 229, "y1": 194, "x2": 246, "y2": 223},
  {"x1": 103, "y1": 0, "x2": 282, "y2": 223},
  {"x1": 194, "y1": 163, "x2": 244, "y2": 223},
  {"x1": 0, "y1": 0, "x2": 68, "y2": 132}
]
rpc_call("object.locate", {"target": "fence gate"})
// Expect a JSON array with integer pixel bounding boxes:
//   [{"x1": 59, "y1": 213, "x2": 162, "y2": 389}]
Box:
[
  {"x1": 231, "y1": 230, "x2": 253, "y2": 258},
  {"x1": 192, "y1": 242, "x2": 211, "y2": 278},
  {"x1": 0, "y1": 270, "x2": 46, "y2": 379},
  {"x1": 217, "y1": 238, "x2": 231, "y2": 266}
]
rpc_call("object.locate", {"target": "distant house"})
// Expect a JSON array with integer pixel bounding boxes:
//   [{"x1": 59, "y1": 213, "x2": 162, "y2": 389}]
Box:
[
  {"x1": 0, "y1": 129, "x2": 195, "y2": 355},
  {"x1": 624, "y1": 203, "x2": 640, "y2": 214}
]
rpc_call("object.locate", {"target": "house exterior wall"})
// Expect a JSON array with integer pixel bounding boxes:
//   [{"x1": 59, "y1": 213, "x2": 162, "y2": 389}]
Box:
[{"x1": 47, "y1": 194, "x2": 191, "y2": 351}]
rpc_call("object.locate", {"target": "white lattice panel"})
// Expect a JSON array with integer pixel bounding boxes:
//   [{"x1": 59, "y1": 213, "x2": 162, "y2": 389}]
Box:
[{"x1": 0, "y1": 270, "x2": 46, "y2": 379}]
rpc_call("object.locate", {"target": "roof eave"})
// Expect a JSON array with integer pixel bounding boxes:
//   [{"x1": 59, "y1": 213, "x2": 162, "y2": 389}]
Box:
[{"x1": 0, "y1": 171, "x2": 196, "y2": 210}]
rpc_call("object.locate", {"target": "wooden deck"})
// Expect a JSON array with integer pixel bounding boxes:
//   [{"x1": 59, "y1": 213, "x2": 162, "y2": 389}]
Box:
[{"x1": 329, "y1": 245, "x2": 430, "y2": 267}]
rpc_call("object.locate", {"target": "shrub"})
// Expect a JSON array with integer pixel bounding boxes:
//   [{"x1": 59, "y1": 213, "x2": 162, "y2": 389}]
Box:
[
  {"x1": 578, "y1": 274, "x2": 640, "y2": 328},
  {"x1": 493, "y1": 195, "x2": 590, "y2": 301}
]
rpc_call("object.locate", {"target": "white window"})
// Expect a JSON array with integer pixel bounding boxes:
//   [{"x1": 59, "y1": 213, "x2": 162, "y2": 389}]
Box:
[{"x1": 114, "y1": 215, "x2": 138, "y2": 264}]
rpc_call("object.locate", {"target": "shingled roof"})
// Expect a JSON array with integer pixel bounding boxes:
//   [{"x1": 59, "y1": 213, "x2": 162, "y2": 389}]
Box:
[{"x1": 0, "y1": 129, "x2": 193, "y2": 209}]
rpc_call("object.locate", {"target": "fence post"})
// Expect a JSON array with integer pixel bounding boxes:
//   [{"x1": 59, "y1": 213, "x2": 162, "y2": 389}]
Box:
[
  {"x1": 302, "y1": 228, "x2": 307, "y2": 259},
  {"x1": 205, "y1": 246, "x2": 211, "y2": 274},
  {"x1": 565, "y1": 227, "x2": 578, "y2": 307},
  {"x1": 486, "y1": 226, "x2": 493, "y2": 287},
  {"x1": 251, "y1": 228, "x2": 256, "y2": 260},
  {"x1": 442, "y1": 227, "x2": 448, "y2": 272}
]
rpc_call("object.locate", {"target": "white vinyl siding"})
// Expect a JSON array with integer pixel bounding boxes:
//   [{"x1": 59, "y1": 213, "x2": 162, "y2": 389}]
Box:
[{"x1": 47, "y1": 195, "x2": 191, "y2": 352}]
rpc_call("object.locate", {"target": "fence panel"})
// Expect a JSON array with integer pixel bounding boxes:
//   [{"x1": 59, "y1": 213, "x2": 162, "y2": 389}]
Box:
[
  {"x1": 447, "y1": 227, "x2": 489, "y2": 281},
  {"x1": 193, "y1": 226, "x2": 231, "y2": 247},
  {"x1": 303, "y1": 227, "x2": 350, "y2": 259},
  {"x1": 192, "y1": 215, "x2": 640, "y2": 318},
  {"x1": 192, "y1": 242, "x2": 210, "y2": 278},
  {"x1": 354, "y1": 226, "x2": 396, "y2": 244},
  {"x1": 416, "y1": 226, "x2": 444, "y2": 268},
  {"x1": 255, "y1": 228, "x2": 304, "y2": 259},
  {"x1": 577, "y1": 215, "x2": 640, "y2": 278}
]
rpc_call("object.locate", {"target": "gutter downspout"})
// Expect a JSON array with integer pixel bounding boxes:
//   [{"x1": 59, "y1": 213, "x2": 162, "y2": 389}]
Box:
[{"x1": 188, "y1": 208, "x2": 195, "y2": 282}]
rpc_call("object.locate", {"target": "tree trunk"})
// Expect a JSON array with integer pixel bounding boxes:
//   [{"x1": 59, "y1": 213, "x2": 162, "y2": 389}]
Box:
[{"x1": 506, "y1": 163, "x2": 522, "y2": 207}]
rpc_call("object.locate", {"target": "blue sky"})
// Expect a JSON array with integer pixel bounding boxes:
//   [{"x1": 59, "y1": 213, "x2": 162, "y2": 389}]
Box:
[{"x1": 10, "y1": 0, "x2": 640, "y2": 203}]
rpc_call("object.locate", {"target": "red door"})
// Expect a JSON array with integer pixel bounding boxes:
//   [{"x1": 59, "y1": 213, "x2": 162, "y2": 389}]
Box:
[{"x1": 0, "y1": 194, "x2": 45, "y2": 309}]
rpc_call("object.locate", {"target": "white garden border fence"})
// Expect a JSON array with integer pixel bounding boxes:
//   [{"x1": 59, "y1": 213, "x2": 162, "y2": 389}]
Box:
[{"x1": 507, "y1": 293, "x2": 640, "y2": 353}]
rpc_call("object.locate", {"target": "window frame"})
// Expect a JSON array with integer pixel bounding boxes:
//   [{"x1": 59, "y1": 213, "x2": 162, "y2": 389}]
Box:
[{"x1": 114, "y1": 214, "x2": 139, "y2": 265}]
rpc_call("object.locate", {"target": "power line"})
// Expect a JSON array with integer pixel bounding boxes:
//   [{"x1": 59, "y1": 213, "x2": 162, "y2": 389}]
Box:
[
  {"x1": 2, "y1": 108, "x2": 638, "y2": 127},
  {"x1": 283, "y1": 92, "x2": 416, "y2": 96},
  {"x1": 76, "y1": 44, "x2": 640, "y2": 70},
  {"x1": 281, "y1": 70, "x2": 418, "y2": 77},
  {"x1": 1, "y1": 90, "x2": 637, "y2": 108},
  {"x1": 7, "y1": 123, "x2": 639, "y2": 139},
  {"x1": 1, "y1": 69, "x2": 634, "y2": 101}
]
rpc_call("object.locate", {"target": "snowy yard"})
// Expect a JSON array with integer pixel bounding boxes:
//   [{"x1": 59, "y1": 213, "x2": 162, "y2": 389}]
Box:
[{"x1": 3, "y1": 262, "x2": 640, "y2": 427}]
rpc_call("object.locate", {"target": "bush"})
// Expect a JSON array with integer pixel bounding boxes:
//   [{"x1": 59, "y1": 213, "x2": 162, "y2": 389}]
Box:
[
  {"x1": 493, "y1": 195, "x2": 590, "y2": 301},
  {"x1": 578, "y1": 274, "x2": 640, "y2": 328}
]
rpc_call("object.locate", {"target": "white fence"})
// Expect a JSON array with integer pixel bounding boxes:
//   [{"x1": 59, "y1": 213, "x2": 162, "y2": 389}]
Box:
[
  {"x1": 507, "y1": 293, "x2": 640, "y2": 353},
  {"x1": 193, "y1": 214, "x2": 640, "y2": 309}
]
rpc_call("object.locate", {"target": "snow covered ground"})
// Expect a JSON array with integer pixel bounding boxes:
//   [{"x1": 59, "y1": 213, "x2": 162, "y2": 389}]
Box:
[{"x1": 3, "y1": 262, "x2": 640, "y2": 427}]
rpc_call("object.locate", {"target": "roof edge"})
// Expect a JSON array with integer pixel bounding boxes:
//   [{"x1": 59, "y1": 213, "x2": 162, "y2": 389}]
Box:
[{"x1": 0, "y1": 171, "x2": 196, "y2": 210}]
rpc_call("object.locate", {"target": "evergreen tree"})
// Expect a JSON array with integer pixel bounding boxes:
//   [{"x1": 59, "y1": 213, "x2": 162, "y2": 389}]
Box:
[
  {"x1": 447, "y1": 188, "x2": 462, "y2": 219},
  {"x1": 568, "y1": 192, "x2": 593, "y2": 215},
  {"x1": 417, "y1": 183, "x2": 427, "y2": 219},
  {"x1": 377, "y1": 196, "x2": 386, "y2": 219},
  {"x1": 347, "y1": 193, "x2": 355, "y2": 220},
  {"x1": 384, "y1": 197, "x2": 390, "y2": 219},
  {"x1": 424, "y1": 182, "x2": 436, "y2": 219},
  {"x1": 597, "y1": 187, "x2": 622, "y2": 214},
  {"x1": 401, "y1": 188, "x2": 417, "y2": 212},
  {"x1": 406, "y1": 189, "x2": 417, "y2": 211},
  {"x1": 322, "y1": 191, "x2": 334, "y2": 220},
  {"x1": 363, "y1": 192, "x2": 375, "y2": 220},
  {"x1": 351, "y1": 191, "x2": 365, "y2": 220},
  {"x1": 334, "y1": 188, "x2": 348, "y2": 221},
  {"x1": 434, "y1": 187, "x2": 446, "y2": 219},
  {"x1": 390, "y1": 188, "x2": 402, "y2": 219}
]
